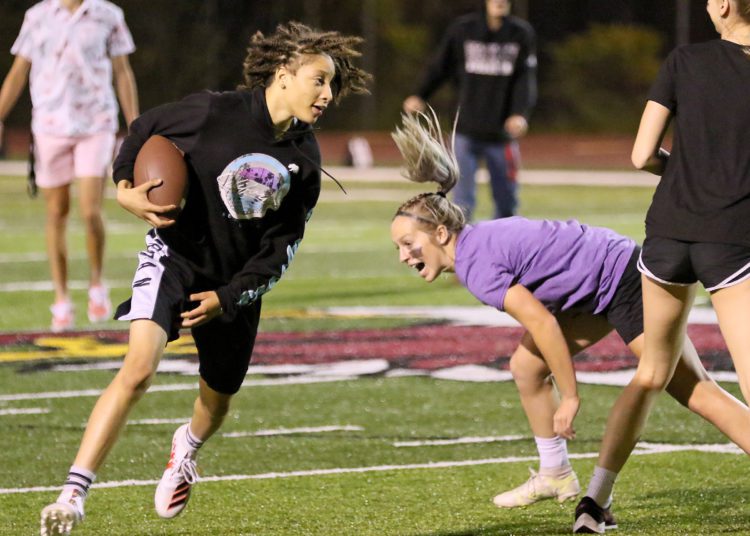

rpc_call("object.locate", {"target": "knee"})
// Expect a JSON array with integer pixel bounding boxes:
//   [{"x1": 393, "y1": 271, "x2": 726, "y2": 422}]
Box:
[
  {"x1": 509, "y1": 353, "x2": 548, "y2": 392},
  {"x1": 200, "y1": 395, "x2": 231, "y2": 422},
  {"x1": 115, "y1": 356, "x2": 158, "y2": 398},
  {"x1": 669, "y1": 379, "x2": 718, "y2": 413},
  {"x1": 631, "y1": 368, "x2": 672, "y2": 393},
  {"x1": 79, "y1": 207, "x2": 103, "y2": 228},
  {"x1": 47, "y1": 203, "x2": 70, "y2": 224}
]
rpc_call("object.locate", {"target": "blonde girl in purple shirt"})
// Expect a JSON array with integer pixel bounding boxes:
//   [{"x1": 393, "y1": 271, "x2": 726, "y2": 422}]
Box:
[{"x1": 389, "y1": 110, "x2": 750, "y2": 526}]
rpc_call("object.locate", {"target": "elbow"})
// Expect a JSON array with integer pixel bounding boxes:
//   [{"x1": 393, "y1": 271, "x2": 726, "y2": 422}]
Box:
[{"x1": 631, "y1": 150, "x2": 649, "y2": 171}]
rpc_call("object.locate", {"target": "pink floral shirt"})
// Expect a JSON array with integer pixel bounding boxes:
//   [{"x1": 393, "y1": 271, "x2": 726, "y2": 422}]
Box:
[{"x1": 11, "y1": 0, "x2": 135, "y2": 136}]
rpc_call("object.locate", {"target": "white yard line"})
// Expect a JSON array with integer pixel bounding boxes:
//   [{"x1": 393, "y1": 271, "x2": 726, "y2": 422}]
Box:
[
  {"x1": 0, "y1": 441, "x2": 739, "y2": 495},
  {"x1": 394, "y1": 435, "x2": 524, "y2": 447},
  {"x1": 0, "y1": 407, "x2": 49, "y2": 416},
  {"x1": 223, "y1": 425, "x2": 364, "y2": 438},
  {"x1": 0, "y1": 376, "x2": 353, "y2": 402},
  {"x1": 127, "y1": 418, "x2": 191, "y2": 425}
]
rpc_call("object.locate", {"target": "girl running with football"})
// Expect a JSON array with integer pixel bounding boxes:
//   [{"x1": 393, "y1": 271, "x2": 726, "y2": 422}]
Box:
[
  {"x1": 39, "y1": 22, "x2": 370, "y2": 536},
  {"x1": 574, "y1": 0, "x2": 750, "y2": 532},
  {"x1": 389, "y1": 109, "x2": 750, "y2": 528}
]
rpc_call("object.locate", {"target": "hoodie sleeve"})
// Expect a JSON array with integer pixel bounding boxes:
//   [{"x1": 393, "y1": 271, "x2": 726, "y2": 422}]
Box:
[
  {"x1": 415, "y1": 22, "x2": 461, "y2": 100},
  {"x1": 214, "y1": 152, "x2": 321, "y2": 319},
  {"x1": 112, "y1": 92, "x2": 212, "y2": 184},
  {"x1": 508, "y1": 22, "x2": 538, "y2": 119}
]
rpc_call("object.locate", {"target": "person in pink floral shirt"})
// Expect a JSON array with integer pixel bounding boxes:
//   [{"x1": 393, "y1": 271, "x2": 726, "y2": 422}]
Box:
[{"x1": 0, "y1": 0, "x2": 139, "y2": 332}]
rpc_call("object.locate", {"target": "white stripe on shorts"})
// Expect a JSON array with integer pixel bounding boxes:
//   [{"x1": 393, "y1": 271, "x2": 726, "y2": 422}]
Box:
[
  {"x1": 705, "y1": 260, "x2": 750, "y2": 292},
  {"x1": 117, "y1": 231, "x2": 169, "y2": 322},
  {"x1": 636, "y1": 249, "x2": 692, "y2": 287}
]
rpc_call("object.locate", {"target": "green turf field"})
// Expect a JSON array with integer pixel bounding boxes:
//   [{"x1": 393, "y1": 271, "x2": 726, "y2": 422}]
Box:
[
  {"x1": 0, "y1": 172, "x2": 656, "y2": 333},
  {"x1": 1, "y1": 171, "x2": 745, "y2": 535}
]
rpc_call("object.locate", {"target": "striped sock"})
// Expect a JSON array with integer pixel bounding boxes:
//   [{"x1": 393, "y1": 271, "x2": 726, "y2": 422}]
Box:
[
  {"x1": 185, "y1": 422, "x2": 204, "y2": 450},
  {"x1": 61, "y1": 465, "x2": 96, "y2": 499}
]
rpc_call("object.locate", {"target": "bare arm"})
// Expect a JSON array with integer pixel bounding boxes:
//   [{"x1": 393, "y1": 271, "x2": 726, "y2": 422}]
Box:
[
  {"x1": 503, "y1": 284, "x2": 579, "y2": 439},
  {"x1": 0, "y1": 56, "x2": 31, "y2": 149},
  {"x1": 111, "y1": 54, "x2": 139, "y2": 126},
  {"x1": 631, "y1": 100, "x2": 672, "y2": 175}
]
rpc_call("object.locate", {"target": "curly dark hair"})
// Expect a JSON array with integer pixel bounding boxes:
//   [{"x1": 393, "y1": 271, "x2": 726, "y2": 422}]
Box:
[{"x1": 238, "y1": 21, "x2": 371, "y2": 103}]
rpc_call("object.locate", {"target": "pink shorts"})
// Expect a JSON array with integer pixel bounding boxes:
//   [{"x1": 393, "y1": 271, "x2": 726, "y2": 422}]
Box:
[{"x1": 33, "y1": 132, "x2": 117, "y2": 188}]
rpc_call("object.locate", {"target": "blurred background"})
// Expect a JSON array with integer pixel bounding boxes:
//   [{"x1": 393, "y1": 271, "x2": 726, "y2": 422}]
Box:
[{"x1": 0, "y1": 0, "x2": 716, "y2": 164}]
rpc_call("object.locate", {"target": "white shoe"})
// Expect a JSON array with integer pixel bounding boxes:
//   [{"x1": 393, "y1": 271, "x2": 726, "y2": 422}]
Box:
[
  {"x1": 40, "y1": 493, "x2": 84, "y2": 536},
  {"x1": 87, "y1": 285, "x2": 112, "y2": 323},
  {"x1": 154, "y1": 424, "x2": 199, "y2": 518},
  {"x1": 50, "y1": 300, "x2": 74, "y2": 333},
  {"x1": 493, "y1": 467, "x2": 580, "y2": 508}
]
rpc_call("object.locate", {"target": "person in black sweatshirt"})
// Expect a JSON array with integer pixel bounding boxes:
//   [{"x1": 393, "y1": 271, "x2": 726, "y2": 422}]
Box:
[
  {"x1": 403, "y1": 0, "x2": 536, "y2": 221},
  {"x1": 40, "y1": 22, "x2": 370, "y2": 536}
]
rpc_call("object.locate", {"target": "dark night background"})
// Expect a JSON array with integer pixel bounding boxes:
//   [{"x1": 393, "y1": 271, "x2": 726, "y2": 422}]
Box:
[{"x1": 0, "y1": 1, "x2": 719, "y2": 134}]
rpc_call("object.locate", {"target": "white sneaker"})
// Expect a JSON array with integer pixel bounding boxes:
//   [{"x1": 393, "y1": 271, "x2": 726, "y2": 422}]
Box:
[
  {"x1": 50, "y1": 300, "x2": 74, "y2": 333},
  {"x1": 40, "y1": 491, "x2": 84, "y2": 535},
  {"x1": 493, "y1": 467, "x2": 580, "y2": 508},
  {"x1": 87, "y1": 285, "x2": 111, "y2": 323},
  {"x1": 154, "y1": 424, "x2": 199, "y2": 518}
]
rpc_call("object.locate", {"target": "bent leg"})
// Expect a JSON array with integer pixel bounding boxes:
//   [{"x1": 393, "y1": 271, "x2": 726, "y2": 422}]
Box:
[
  {"x1": 629, "y1": 334, "x2": 750, "y2": 454},
  {"x1": 711, "y1": 278, "x2": 750, "y2": 404},
  {"x1": 511, "y1": 338, "x2": 556, "y2": 437},
  {"x1": 597, "y1": 276, "x2": 695, "y2": 472},
  {"x1": 73, "y1": 320, "x2": 167, "y2": 471},
  {"x1": 189, "y1": 378, "x2": 233, "y2": 441},
  {"x1": 512, "y1": 313, "x2": 614, "y2": 438}
]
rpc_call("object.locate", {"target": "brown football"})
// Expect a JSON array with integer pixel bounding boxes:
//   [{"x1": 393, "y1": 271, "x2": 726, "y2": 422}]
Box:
[{"x1": 133, "y1": 135, "x2": 188, "y2": 217}]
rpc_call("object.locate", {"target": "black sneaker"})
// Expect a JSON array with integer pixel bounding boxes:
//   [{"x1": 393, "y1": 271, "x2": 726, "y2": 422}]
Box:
[
  {"x1": 573, "y1": 496, "x2": 605, "y2": 534},
  {"x1": 603, "y1": 506, "x2": 617, "y2": 530}
]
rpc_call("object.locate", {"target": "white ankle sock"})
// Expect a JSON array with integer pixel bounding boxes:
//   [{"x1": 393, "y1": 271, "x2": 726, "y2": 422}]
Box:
[
  {"x1": 60, "y1": 465, "x2": 96, "y2": 501},
  {"x1": 534, "y1": 435, "x2": 571, "y2": 471},
  {"x1": 185, "y1": 421, "x2": 204, "y2": 450},
  {"x1": 586, "y1": 466, "x2": 617, "y2": 507}
]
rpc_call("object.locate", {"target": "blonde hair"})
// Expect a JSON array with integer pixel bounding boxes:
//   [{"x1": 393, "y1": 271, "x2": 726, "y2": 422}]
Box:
[
  {"x1": 239, "y1": 21, "x2": 371, "y2": 103},
  {"x1": 391, "y1": 108, "x2": 466, "y2": 233}
]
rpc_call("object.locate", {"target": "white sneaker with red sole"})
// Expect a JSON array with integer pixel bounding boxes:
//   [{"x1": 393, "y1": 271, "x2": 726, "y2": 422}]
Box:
[{"x1": 154, "y1": 424, "x2": 200, "y2": 518}]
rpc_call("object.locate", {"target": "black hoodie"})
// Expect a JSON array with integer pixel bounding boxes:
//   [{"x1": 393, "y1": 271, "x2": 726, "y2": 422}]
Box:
[
  {"x1": 113, "y1": 87, "x2": 321, "y2": 319},
  {"x1": 415, "y1": 11, "x2": 537, "y2": 142}
]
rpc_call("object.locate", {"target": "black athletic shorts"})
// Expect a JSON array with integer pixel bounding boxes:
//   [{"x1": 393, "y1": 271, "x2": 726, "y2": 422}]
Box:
[
  {"x1": 600, "y1": 246, "x2": 643, "y2": 345},
  {"x1": 638, "y1": 236, "x2": 750, "y2": 292},
  {"x1": 114, "y1": 230, "x2": 261, "y2": 394}
]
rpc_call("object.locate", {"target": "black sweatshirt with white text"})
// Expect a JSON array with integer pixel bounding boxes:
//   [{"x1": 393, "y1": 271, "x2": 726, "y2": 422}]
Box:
[
  {"x1": 113, "y1": 87, "x2": 321, "y2": 319},
  {"x1": 415, "y1": 12, "x2": 537, "y2": 142}
]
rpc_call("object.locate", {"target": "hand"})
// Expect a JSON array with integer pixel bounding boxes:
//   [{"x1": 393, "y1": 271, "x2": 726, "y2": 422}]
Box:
[
  {"x1": 116, "y1": 179, "x2": 177, "y2": 228},
  {"x1": 0, "y1": 121, "x2": 4, "y2": 152},
  {"x1": 402, "y1": 95, "x2": 426, "y2": 114},
  {"x1": 181, "y1": 291, "x2": 223, "y2": 328},
  {"x1": 504, "y1": 115, "x2": 528, "y2": 139},
  {"x1": 553, "y1": 395, "x2": 580, "y2": 440}
]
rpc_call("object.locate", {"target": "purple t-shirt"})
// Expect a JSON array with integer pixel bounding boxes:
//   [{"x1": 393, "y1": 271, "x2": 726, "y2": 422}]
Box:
[{"x1": 454, "y1": 217, "x2": 636, "y2": 314}]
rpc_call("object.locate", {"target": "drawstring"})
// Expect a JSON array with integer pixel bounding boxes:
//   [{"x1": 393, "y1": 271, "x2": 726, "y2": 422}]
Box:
[{"x1": 292, "y1": 141, "x2": 347, "y2": 194}]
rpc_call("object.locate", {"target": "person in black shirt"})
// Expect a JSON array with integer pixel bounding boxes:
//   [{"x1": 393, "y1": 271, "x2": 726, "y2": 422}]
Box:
[
  {"x1": 40, "y1": 22, "x2": 370, "y2": 536},
  {"x1": 403, "y1": 0, "x2": 536, "y2": 221},
  {"x1": 574, "y1": 1, "x2": 750, "y2": 533}
]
